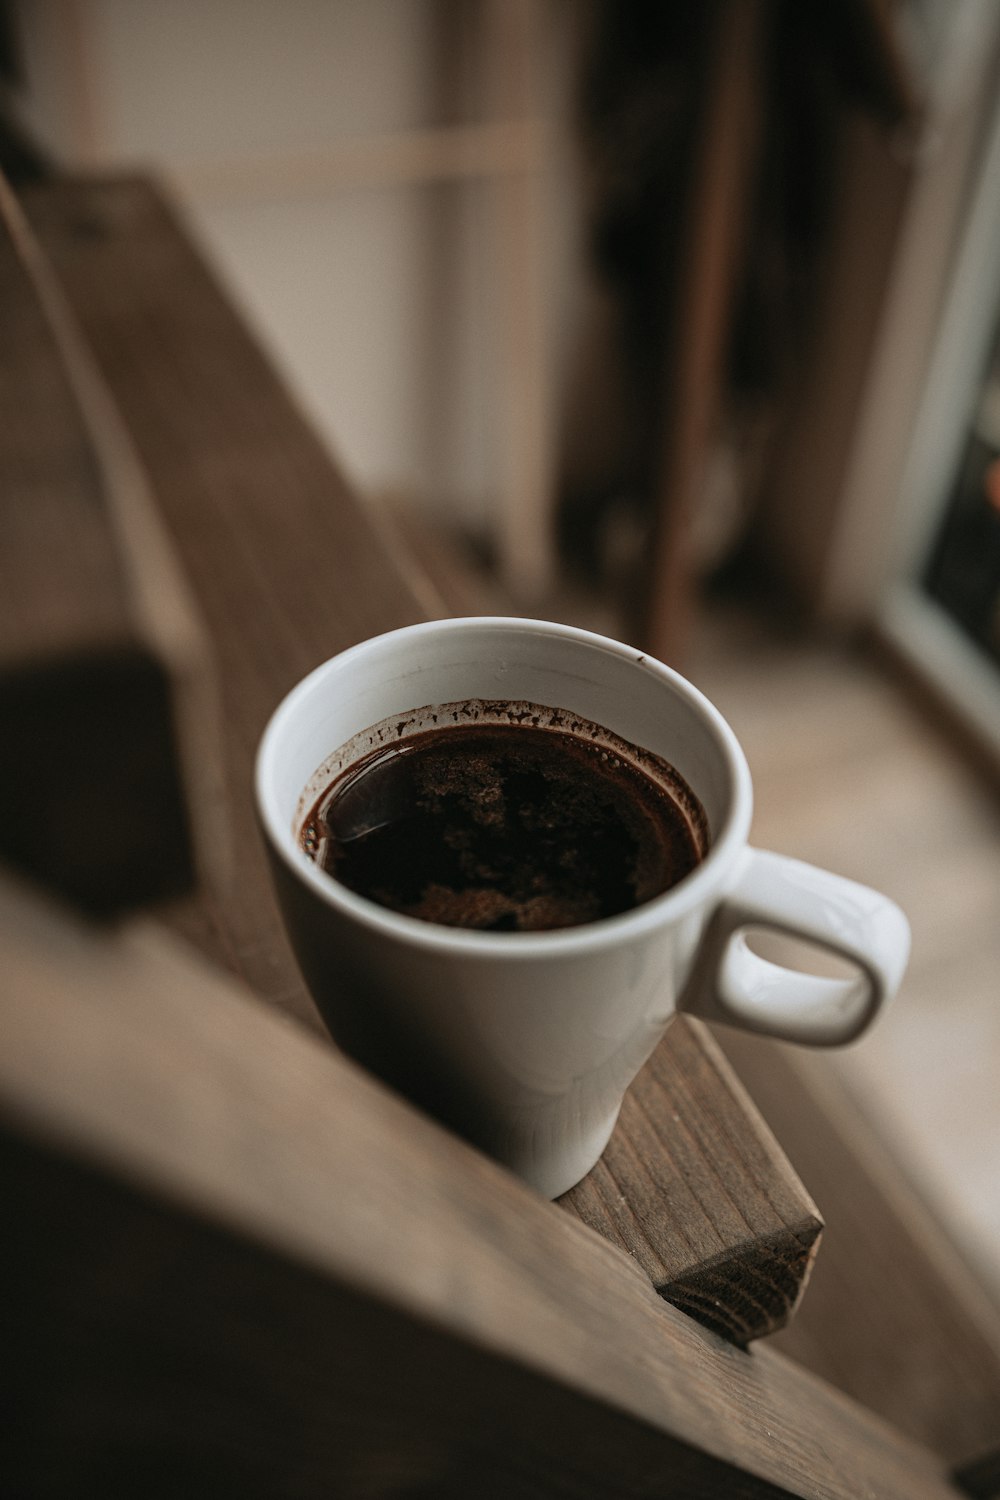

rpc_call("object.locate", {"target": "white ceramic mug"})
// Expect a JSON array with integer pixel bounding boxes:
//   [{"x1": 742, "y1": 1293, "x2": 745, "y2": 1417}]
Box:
[{"x1": 256, "y1": 617, "x2": 910, "y2": 1198}]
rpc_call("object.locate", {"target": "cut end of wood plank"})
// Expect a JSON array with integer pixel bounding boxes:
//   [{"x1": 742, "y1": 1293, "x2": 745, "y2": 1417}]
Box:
[
  {"x1": 560, "y1": 1017, "x2": 824, "y2": 1344},
  {"x1": 659, "y1": 1219, "x2": 824, "y2": 1348}
]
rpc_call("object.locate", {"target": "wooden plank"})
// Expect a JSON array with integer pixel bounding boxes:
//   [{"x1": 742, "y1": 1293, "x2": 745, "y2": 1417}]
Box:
[
  {"x1": 0, "y1": 172, "x2": 212, "y2": 914},
  {"x1": 640, "y1": 0, "x2": 764, "y2": 662},
  {"x1": 720, "y1": 1030, "x2": 1000, "y2": 1472},
  {"x1": 21, "y1": 174, "x2": 426, "y2": 1020},
  {"x1": 484, "y1": 0, "x2": 555, "y2": 600},
  {"x1": 0, "y1": 874, "x2": 963, "y2": 1500},
  {"x1": 166, "y1": 118, "x2": 544, "y2": 199},
  {"x1": 561, "y1": 1017, "x2": 822, "y2": 1346},
  {"x1": 20, "y1": 174, "x2": 819, "y2": 1342}
]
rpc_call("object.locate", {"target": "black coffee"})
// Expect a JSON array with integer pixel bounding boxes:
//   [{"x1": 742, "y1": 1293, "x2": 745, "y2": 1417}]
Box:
[{"x1": 300, "y1": 705, "x2": 708, "y2": 932}]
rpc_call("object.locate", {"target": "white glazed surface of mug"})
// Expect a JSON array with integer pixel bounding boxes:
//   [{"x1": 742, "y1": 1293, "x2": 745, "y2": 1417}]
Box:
[{"x1": 256, "y1": 618, "x2": 907, "y2": 1197}]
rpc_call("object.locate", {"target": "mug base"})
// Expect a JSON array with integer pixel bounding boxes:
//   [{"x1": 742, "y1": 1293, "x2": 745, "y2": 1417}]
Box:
[{"x1": 517, "y1": 1103, "x2": 623, "y2": 1200}]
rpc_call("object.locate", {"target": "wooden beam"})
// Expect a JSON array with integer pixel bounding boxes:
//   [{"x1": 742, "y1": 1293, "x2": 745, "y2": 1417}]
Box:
[
  {"x1": 21, "y1": 174, "x2": 425, "y2": 1014},
  {"x1": 0, "y1": 874, "x2": 963, "y2": 1500},
  {"x1": 165, "y1": 119, "x2": 546, "y2": 200},
  {"x1": 0, "y1": 173, "x2": 214, "y2": 915},
  {"x1": 484, "y1": 0, "x2": 556, "y2": 599},
  {"x1": 640, "y1": 0, "x2": 765, "y2": 662},
  {"x1": 19, "y1": 174, "x2": 823, "y2": 1344}
]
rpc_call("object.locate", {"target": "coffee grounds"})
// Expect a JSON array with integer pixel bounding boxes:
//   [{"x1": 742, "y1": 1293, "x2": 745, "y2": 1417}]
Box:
[{"x1": 301, "y1": 720, "x2": 706, "y2": 932}]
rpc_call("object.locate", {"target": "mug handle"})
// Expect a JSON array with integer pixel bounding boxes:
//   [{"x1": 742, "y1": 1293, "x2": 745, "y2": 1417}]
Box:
[{"x1": 680, "y1": 848, "x2": 910, "y2": 1045}]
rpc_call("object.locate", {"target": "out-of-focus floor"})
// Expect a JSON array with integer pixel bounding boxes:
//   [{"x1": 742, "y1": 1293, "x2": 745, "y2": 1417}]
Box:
[
  {"x1": 390, "y1": 504, "x2": 1000, "y2": 1307},
  {"x1": 685, "y1": 609, "x2": 1000, "y2": 1308}
]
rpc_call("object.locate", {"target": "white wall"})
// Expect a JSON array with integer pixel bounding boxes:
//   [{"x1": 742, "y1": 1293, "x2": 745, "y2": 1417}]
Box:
[
  {"x1": 90, "y1": 0, "x2": 435, "y2": 157},
  {"x1": 9, "y1": 0, "x2": 580, "y2": 544}
]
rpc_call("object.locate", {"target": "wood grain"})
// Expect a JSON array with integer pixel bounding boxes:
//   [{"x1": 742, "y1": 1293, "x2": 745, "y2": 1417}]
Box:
[
  {"x1": 22, "y1": 174, "x2": 424, "y2": 1022},
  {"x1": 561, "y1": 1017, "x2": 822, "y2": 1345},
  {"x1": 0, "y1": 873, "x2": 963, "y2": 1500},
  {"x1": 19, "y1": 174, "x2": 823, "y2": 1343},
  {"x1": 0, "y1": 173, "x2": 210, "y2": 914}
]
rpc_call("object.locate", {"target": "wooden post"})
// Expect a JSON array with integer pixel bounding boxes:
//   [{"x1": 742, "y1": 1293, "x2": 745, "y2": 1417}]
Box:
[
  {"x1": 641, "y1": 0, "x2": 765, "y2": 661},
  {"x1": 0, "y1": 173, "x2": 216, "y2": 914}
]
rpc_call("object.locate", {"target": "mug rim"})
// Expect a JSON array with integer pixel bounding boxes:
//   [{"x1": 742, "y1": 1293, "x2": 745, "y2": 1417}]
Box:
[{"x1": 255, "y1": 616, "x2": 754, "y2": 958}]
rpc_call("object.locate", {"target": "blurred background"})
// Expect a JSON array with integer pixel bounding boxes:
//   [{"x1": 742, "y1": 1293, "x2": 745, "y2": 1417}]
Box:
[{"x1": 2, "y1": 0, "x2": 998, "y2": 1303}]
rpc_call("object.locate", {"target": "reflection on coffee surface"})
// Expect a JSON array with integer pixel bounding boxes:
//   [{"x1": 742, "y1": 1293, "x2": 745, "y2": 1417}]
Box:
[{"x1": 300, "y1": 701, "x2": 708, "y2": 932}]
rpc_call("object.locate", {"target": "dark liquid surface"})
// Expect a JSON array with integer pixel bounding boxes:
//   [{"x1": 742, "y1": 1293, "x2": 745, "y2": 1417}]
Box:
[{"x1": 301, "y1": 717, "x2": 708, "y2": 932}]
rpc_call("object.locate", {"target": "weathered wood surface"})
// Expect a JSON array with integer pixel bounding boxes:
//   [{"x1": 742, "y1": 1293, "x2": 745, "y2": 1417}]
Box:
[
  {"x1": 0, "y1": 173, "x2": 211, "y2": 914},
  {"x1": 561, "y1": 1016, "x2": 822, "y2": 1345},
  {"x1": 640, "y1": 0, "x2": 765, "y2": 663},
  {"x1": 20, "y1": 174, "x2": 821, "y2": 1343},
  {"x1": 0, "y1": 874, "x2": 964, "y2": 1500},
  {"x1": 720, "y1": 1030, "x2": 1000, "y2": 1476},
  {"x1": 21, "y1": 174, "x2": 423, "y2": 1010}
]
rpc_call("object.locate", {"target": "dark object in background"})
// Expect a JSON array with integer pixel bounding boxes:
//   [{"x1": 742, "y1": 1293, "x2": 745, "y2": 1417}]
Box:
[
  {"x1": 0, "y1": 1, "x2": 49, "y2": 185},
  {"x1": 556, "y1": 0, "x2": 916, "y2": 611},
  {"x1": 924, "y1": 335, "x2": 1000, "y2": 669},
  {"x1": 301, "y1": 713, "x2": 707, "y2": 931}
]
